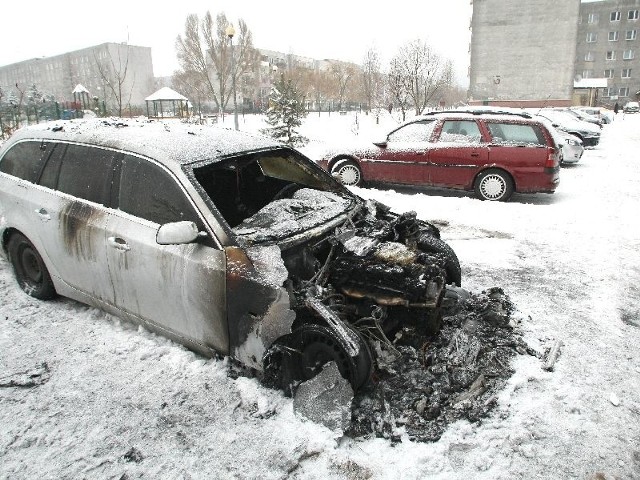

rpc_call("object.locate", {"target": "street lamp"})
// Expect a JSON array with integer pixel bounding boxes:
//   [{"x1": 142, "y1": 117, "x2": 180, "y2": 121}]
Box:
[{"x1": 225, "y1": 24, "x2": 239, "y2": 130}]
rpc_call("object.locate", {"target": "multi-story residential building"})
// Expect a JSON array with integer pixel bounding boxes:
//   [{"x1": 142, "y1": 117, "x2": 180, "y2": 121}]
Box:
[
  {"x1": 575, "y1": 0, "x2": 640, "y2": 105},
  {"x1": 469, "y1": 0, "x2": 581, "y2": 107},
  {"x1": 0, "y1": 43, "x2": 154, "y2": 112}
]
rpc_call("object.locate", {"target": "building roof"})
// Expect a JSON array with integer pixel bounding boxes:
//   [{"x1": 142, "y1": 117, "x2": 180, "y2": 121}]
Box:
[
  {"x1": 145, "y1": 87, "x2": 188, "y2": 102},
  {"x1": 72, "y1": 84, "x2": 90, "y2": 94},
  {"x1": 574, "y1": 78, "x2": 608, "y2": 89}
]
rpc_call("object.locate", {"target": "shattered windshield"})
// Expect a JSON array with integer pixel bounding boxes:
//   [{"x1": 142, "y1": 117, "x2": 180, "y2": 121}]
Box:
[{"x1": 192, "y1": 148, "x2": 356, "y2": 244}]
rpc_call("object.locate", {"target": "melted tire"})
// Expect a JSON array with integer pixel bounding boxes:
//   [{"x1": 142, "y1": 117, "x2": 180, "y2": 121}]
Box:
[
  {"x1": 418, "y1": 234, "x2": 462, "y2": 286},
  {"x1": 269, "y1": 323, "x2": 373, "y2": 393}
]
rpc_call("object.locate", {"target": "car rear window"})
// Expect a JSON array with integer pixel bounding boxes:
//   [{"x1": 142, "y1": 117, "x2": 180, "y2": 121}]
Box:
[
  {"x1": 439, "y1": 120, "x2": 482, "y2": 143},
  {"x1": 0, "y1": 141, "x2": 49, "y2": 183},
  {"x1": 55, "y1": 144, "x2": 117, "y2": 206},
  {"x1": 486, "y1": 123, "x2": 547, "y2": 146}
]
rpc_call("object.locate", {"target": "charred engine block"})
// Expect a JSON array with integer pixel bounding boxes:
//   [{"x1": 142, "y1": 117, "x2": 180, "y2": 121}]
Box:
[{"x1": 283, "y1": 203, "x2": 452, "y2": 337}]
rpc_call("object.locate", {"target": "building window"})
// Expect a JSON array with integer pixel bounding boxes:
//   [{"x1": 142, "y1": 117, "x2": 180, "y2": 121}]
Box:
[
  {"x1": 626, "y1": 30, "x2": 637, "y2": 40},
  {"x1": 604, "y1": 87, "x2": 616, "y2": 97},
  {"x1": 620, "y1": 87, "x2": 629, "y2": 96},
  {"x1": 629, "y1": 10, "x2": 639, "y2": 20},
  {"x1": 604, "y1": 69, "x2": 615, "y2": 78},
  {"x1": 585, "y1": 51, "x2": 595, "y2": 61},
  {"x1": 607, "y1": 50, "x2": 617, "y2": 60},
  {"x1": 624, "y1": 49, "x2": 635, "y2": 59},
  {"x1": 582, "y1": 70, "x2": 593, "y2": 79},
  {"x1": 588, "y1": 32, "x2": 598, "y2": 42},
  {"x1": 622, "y1": 68, "x2": 632, "y2": 78},
  {"x1": 588, "y1": 13, "x2": 599, "y2": 23},
  {"x1": 609, "y1": 31, "x2": 619, "y2": 41},
  {"x1": 611, "y1": 11, "x2": 621, "y2": 21}
]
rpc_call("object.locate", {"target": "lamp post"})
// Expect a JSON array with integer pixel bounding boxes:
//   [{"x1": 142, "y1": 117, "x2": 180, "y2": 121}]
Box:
[{"x1": 225, "y1": 24, "x2": 239, "y2": 130}]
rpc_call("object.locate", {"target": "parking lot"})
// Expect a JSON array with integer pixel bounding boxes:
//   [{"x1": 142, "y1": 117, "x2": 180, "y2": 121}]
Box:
[{"x1": 1, "y1": 113, "x2": 639, "y2": 479}]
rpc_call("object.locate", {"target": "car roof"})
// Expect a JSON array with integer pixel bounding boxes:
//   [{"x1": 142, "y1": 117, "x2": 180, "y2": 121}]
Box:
[
  {"x1": 1, "y1": 118, "x2": 283, "y2": 167},
  {"x1": 420, "y1": 109, "x2": 537, "y2": 122}
]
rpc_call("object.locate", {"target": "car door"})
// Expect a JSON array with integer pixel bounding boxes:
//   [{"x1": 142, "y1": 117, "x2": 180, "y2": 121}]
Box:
[
  {"x1": 361, "y1": 119, "x2": 437, "y2": 184},
  {"x1": 428, "y1": 119, "x2": 489, "y2": 188},
  {"x1": 485, "y1": 122, "x2": 550, "y2": 175},
  {"x1": 104, "y1": 154, "x2": 229, "y2": 355},
  {"x1": 34, "y1": 142, "x2": 116, "y2": 304}
]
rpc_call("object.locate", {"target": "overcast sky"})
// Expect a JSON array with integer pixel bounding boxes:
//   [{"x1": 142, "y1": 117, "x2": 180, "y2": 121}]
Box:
[{"x1": 1, "y1": 1, "x2": 473, "y2": 86}]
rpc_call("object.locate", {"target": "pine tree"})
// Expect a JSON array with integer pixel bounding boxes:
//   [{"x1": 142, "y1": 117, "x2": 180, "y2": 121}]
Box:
[{"x1": 262, "y1": 74, "x2": 308, "y2": 146}]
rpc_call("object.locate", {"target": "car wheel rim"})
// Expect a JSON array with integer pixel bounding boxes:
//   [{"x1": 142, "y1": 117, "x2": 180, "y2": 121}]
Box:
[
  {"x1": 481, "y1": 175, "x2": 506, "y2": 200},
  {"x1": 21, "y1": 247, "x2": 43, "y2": 284},
  {"x1": 337, "y1": 165, "x2": 360, "y2": 186}
]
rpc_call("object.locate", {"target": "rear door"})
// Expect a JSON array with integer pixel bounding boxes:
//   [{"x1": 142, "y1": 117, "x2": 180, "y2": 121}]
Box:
[
  {"x1": 428, "y1": 119, "x2": 489, "y2": 188},
  {"x1": 361, "y1": 119, "x2": 436, "y2": 184},
  {"x1": 104, "y1": 154, "x2": 229, "y2": 354},
  {"x1": 34, "y1": 142, "x2": 116, "y2": 303},
  {"x1": 485, "y1": 122, "x2": 551, "y2": 176}
]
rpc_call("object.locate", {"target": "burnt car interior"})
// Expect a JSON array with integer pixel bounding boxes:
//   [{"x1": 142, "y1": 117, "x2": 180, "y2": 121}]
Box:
[{"x1": 192, "y1": 149, "x2": 338, "y2": 228}]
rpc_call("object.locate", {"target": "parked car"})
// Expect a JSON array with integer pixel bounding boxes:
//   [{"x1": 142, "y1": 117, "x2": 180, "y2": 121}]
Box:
[
  {"x1": 623, "y1": 101, "x2": 639, "y2": 113},
  {"x1": 533, "y1": 109, "x2": 601, "y2": 147},
  {"x1": 560, "y1": 108, "x2": 602, "y2": 128},
  {"x1": 0, "y1": 119, "x2": 462, "y2": 392},
  {"x1": 317, "y1": 110, "x2": 560, "y2": 202},
  {"x1": 533, "y1": 115, "x2": 584, "y2": 165},
  {"x1": 572, "y1": 106, "x2": 613, "y2": 124}
]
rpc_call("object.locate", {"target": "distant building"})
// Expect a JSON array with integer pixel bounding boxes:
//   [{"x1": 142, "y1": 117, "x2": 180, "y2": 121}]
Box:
[
  {"x1": 469, "y1": 0, "x2": 581, "y2": 107},
  {"x1": 0, "y1": 43, "x2": 154, "y2": 112},
  {"x1": 575, "y1": 0, "x2": 640, "y2": 105}
]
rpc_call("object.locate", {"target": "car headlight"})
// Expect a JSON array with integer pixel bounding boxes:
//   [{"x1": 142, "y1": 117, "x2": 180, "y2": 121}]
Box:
[{"x1": 565, "y1": 138, "x2": 580, "y2": 146}]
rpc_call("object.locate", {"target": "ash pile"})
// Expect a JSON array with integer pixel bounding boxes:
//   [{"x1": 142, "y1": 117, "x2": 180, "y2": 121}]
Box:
[{"x1": 346, "y1": 286, "x2": 534, "y2": 443}]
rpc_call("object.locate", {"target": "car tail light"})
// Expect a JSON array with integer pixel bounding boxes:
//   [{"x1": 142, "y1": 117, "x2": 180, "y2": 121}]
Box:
[{"x1": 545, "y1": 147, "x2": 559, "y2": 168}]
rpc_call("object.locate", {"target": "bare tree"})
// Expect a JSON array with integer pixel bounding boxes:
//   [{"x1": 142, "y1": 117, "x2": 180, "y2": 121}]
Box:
[
  {"x1": 393, "y1": 39, "x2": 450, "y2": 115},
  {"x1": 175, "y1": 12, "x2": 259, "y2": 113},
  {"x1": 93, "y1": 43, "x2": 135, "y2": 117},
  {"x1": 387, "y1": 58, "x2": 411, "y2": 121},
  {"x1": 362, "y1": 47, "x2": 382, "y2": 114},
  {"x1": 329, "y1": 61, "x2": 357, "y2": 111}
]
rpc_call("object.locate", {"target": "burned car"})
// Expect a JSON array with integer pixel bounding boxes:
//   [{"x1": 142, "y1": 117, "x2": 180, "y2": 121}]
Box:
[{"x1": 0, "y1": 119, "x2": 460, "y2": 391}]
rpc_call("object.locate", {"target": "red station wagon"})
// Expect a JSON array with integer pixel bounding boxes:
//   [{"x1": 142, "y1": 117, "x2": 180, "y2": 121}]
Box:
[{"x1": 317, "y1": 111, "x2": 560, "y2": 201}]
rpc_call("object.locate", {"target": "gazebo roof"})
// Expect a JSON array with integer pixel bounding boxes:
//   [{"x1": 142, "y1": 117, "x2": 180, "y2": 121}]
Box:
[
  {"x1": 72, "y1": 84, "x2": 90, "y2": 94},
  {"x1": 145, "y1": 87, "x2": 188, "y2": 102}
]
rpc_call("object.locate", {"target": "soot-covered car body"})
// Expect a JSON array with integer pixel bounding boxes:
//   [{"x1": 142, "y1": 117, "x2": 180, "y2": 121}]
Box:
[{"x1": 0, "y1": 119, "x2": 460, "y2": 391}]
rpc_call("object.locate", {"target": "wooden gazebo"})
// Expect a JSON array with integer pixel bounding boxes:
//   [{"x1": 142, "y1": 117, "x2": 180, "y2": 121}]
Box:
[{"x1": 145, "y1": 87, "x2": 189, "y2": 118}]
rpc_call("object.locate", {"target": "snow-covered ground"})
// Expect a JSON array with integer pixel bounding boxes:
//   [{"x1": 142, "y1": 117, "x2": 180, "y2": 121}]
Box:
[{"x1": 1, "y1": 111, "x2": 639, "y2": 479}]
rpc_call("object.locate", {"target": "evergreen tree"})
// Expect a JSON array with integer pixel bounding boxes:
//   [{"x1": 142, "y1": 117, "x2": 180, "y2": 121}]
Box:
[{"x1": 262, "y1": 74, "x2": 308, "y2": 146}]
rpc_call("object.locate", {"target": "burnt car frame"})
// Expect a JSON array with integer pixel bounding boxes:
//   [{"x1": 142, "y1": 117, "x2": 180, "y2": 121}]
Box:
[{"x1": 0, "y1": 119, "x2": 461, "y2": 391}]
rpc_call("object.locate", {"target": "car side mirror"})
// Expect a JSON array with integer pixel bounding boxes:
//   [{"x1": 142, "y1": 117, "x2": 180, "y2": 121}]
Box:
[
  {"x1": 373, "y1": 139, "x2": 388, "y2": 148},
  {"x1": 156, "y1": 221, "x2": 200, "y2": 245}
]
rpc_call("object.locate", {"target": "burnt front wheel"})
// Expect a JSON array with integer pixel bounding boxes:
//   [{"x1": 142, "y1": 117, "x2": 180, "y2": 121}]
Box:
[
  {"x1": 474, "y1": 169, "x2": 513, "y2": 202},
  {"x1": 7, "y1": 233, "x2": 56, "y2": 300},
  {"x1": 330, "y1": 159, "x2": 363, "y2": 186},
  {"x1": 268, "y1": 323, "x2": 372, "y2": 393}
]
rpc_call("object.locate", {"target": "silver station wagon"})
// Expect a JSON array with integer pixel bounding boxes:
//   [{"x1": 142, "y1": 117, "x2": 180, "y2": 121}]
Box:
[{"x1": 0, "y1": 119, "x2": 461, "y2": 392}]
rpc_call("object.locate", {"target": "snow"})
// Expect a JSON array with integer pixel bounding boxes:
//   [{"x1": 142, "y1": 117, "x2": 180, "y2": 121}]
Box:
[{"x1": 2, "y1": 111, "x2": 640, "y2": 479}]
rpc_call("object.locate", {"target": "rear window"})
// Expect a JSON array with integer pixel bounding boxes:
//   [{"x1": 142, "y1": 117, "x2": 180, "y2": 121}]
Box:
[
  {"x1": 486, "y1": 123, "x2": 547, "y2": 146},
  {"x1": 0, "y1": 141, "x2": 49, "y2": 183},
  {"x1": 439, "y1": 120, "x2": 482, "y2": 143}
]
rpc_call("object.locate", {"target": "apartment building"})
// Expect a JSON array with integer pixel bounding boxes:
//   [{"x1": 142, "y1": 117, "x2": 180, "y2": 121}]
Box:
[
  {"x1": 469, "y1": 0, "x2": 581, "y2": 107},
  {"x1": 575, "y1": 0, "x2": 640, "y2": 105},
  {"x1": 0, "y1": 43, "x2": 154, "y2": 110}
]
